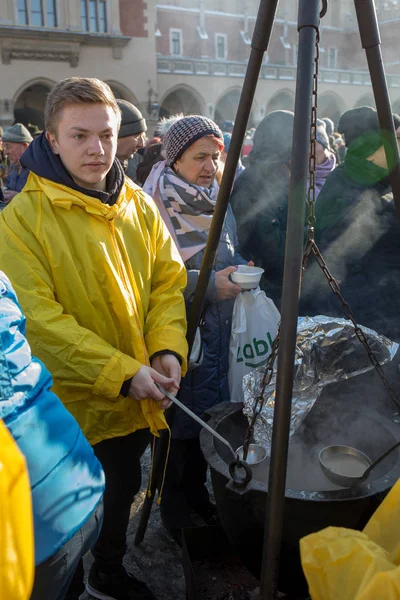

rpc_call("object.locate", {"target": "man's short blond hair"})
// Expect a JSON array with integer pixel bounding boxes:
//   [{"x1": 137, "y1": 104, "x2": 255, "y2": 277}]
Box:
[{"x1": 45, "y1": 77, "x2": 121, "y2": 134}]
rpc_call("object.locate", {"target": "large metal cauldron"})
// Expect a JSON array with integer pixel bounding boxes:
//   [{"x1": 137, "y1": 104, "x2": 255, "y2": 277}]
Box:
[{"x1": 201, "y1": 362, "x2": 400, "y2": 597}]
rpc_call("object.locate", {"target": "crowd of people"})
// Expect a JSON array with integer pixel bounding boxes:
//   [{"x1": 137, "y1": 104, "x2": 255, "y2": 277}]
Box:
[{"x1": 1, "y1": 75, "x2": 400, "y2": 600}]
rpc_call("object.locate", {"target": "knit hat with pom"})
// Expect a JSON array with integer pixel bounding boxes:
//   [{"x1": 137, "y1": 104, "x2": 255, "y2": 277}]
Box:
[{"x1": 164, "y1": 115, "x2": 223, "y2": 166}]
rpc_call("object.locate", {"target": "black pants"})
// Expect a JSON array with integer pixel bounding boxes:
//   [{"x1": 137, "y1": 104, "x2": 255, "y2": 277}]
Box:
[
  {"x1": 66, "y1": 428, "x2": 150, "y2": 597},
  {"x1": 159, "y1": 437, "x2": 211, "y2": 530}
]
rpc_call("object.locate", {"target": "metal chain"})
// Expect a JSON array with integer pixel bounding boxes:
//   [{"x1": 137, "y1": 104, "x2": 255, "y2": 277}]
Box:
[
  {"x1": 242, "y1": 24, "x2": 321, "y2": 460},
  {"x1": 306, "y1": 28, "x2": 320, "y2": 241},
  {"x1": 242, "y1": 331, "x2": 280, "y2": 460}
]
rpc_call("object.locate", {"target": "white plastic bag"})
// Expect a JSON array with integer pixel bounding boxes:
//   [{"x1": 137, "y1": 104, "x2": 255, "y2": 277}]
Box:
[{"x1": 228, "y1": 288, "x2": 280, "y2": 403}]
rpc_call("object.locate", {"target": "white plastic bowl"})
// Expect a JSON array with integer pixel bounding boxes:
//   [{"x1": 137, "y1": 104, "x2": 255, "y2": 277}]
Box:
[{"x1": 230, "y1": 265, "x2": 264, "y2": 290}]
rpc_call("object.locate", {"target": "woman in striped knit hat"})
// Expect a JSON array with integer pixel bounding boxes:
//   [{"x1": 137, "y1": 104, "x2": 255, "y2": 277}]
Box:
[{"x1": 150, "y1": 115, "x2": 249, "y2": 543}]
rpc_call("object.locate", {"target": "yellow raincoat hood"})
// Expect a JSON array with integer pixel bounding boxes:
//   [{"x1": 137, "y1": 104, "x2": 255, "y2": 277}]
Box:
[{"x1": 0, "y1": 173, "x2": 188, "y2": 445}]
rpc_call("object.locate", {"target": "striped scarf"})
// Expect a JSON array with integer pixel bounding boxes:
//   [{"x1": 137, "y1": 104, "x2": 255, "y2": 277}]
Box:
[{"x1": 158, "y1": 167, "x2": 218, "y2": 261}]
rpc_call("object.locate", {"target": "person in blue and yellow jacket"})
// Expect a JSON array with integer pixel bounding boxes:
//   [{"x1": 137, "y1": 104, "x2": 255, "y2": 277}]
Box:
[
  {"x1": 0, "y1": 77, "x2": 188, "y2": 600},
  {"x1": 0, "y1": 271, "x2": 104, "y2": 600}
]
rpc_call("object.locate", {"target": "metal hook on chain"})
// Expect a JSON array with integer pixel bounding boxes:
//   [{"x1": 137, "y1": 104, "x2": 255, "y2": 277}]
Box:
[
  {"x1": 228, "y1": 458, "x2": 253, "y2": 488},
  {"x1": 320, "y1": 0, "x2": 328, "y2": 18}
]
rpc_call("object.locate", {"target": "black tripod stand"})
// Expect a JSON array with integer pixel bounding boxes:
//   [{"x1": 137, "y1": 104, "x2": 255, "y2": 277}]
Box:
[
  {"x1": 259, "y1": 3, "x2": 400, "y2": 599},
  {"x1": 135, "y1": 2, "x2": 400, "y2": 599}
]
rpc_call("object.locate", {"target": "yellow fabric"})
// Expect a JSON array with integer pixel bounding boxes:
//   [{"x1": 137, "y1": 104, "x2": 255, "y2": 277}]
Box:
[
  {"x1": 300, "y1": 478, "x2": 400, "y2": 600},
  {"x1": 364, "y1": 478, "x2": 400, "y2": 564},
  {"x1": 0, "y1": 420, "x2": 34, "y2": 600},
  {"x1": 0, "y1": 174, "x2": 188, "y2": 445},
  {"x1": 300, "y1": 527, "x2": 400, "y2": 600}
]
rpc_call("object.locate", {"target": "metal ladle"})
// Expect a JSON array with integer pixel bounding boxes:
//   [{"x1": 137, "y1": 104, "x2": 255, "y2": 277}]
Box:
[
  {"x1": 319, "y1": 439, "x2": 400, "y2": 488},
  {"x1": 156, "y1": 384, "x2": 267, "y2": 487}
]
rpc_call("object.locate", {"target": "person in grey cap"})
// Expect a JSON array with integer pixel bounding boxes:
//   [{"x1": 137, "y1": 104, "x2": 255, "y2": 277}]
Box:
[
  {"x1": 116, "y1": 99, "x2": 147, "y2": 180},
  {"x1": 151, "y1": 114, "x2": 249, "y2": 543},
  {"x1": 3, "y1": 123, "x2": 33, "y2": 203}
]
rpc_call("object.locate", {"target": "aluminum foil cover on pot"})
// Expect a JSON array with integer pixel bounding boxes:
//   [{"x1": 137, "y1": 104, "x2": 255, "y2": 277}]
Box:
[{"x1": 242, "y1": 316, "x2": 398, "y2": 453}]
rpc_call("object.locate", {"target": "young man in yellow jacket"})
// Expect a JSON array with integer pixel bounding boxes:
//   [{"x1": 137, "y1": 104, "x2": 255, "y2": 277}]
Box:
[{"x1": 0, "y1": 77, "x2": 188, "y2": 600}]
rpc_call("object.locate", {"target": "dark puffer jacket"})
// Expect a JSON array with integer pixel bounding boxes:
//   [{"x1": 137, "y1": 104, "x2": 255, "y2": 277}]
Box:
[
  {"x1": 230, "y1": 111, "x2": 294, "y2": 308},
  {"x1": 172, "y1": 206, "x2": 246, "y2": 439},
  {"x1": 301, "y1": 159, "x2": 400, "y2": 341}
]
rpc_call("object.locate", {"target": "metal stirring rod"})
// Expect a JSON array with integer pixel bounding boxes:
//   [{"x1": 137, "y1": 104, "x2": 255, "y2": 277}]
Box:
[{"x1": 156, "y1": 384, "x2": 237, "y2": 459}]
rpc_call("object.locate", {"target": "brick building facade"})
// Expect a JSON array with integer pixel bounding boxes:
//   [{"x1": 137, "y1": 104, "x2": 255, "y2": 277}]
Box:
[{"x1": 1, "y1": 0, "x2": 400, "y2": 131}]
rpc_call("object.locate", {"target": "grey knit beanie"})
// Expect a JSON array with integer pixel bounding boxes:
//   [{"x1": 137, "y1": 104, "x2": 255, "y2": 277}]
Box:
[
  {"x1": 117, "y1": 99, "x2": 147, "y2": 138},
  {"x1": 3, "y1": 123, "x2": 33, "y2": 144},
  {"x1": 316, "y1": 119, "x2": 330, "y2": 150},
  {"x1": 164, "y1": 115, "x2": 223, "y2": 166}
]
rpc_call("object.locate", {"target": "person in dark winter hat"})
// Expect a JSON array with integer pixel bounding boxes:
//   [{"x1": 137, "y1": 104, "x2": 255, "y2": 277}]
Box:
[
  {"x1": 248, "y1": 110, "x2": 294, "y2": 165},
  {"x1": 302, "y1": 107, "x2": 400, "y2": 339},
  {"x1": 337, "y1": 106, "x2": 380, "y2": 148},
  {"x1": 151, "y1": 114, "x2": 249, "y2": 543},
  {"x1": 116, "y1": 99, "x2": 147, "y2": 180},
  {"x1": 314, "y1": 119, "x2": 336, "y2": 198},
  {"x1": 3, "y1": 123, "x2": 33, "y2": 202},
  {"x1": 230, "y1": 110, "x2": 295, "y2": 306}
]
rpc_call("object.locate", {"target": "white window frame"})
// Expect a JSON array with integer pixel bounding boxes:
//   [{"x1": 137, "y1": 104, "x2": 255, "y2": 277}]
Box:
[
  {"x1": 215, "y1": 33, "x2": 228, "y2": 60},
  {"x1": 327, "y1": 47, "x2": 338, "y2": 69},
  {"x1": 170, "y1": 28, "x2": 183, "y2": 57},
  {"x1": 16, "y1": 0, "x2": 58, "y2": 28},
  {"x1": 81, "y1": 0, "x2": 108, "y2": 33}
]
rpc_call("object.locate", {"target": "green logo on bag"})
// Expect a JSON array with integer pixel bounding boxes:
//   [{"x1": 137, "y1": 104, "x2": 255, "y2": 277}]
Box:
[{"x1": 237, "y1": 333, "x2": 275, "y2": 368}]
